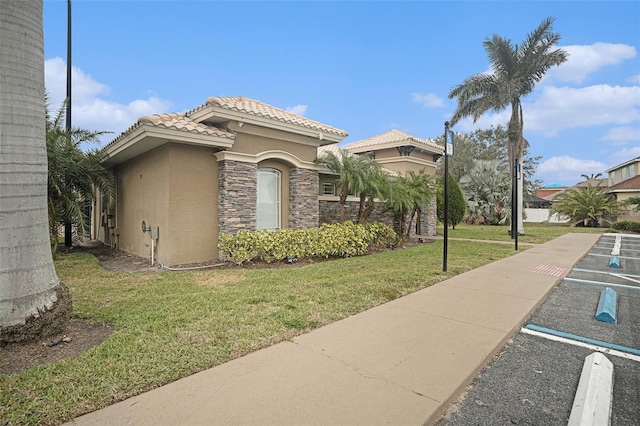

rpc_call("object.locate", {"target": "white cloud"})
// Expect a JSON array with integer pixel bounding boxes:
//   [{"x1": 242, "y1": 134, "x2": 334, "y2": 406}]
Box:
[
  {"x1": 286, "y1": 104, "x2": 308, "y2": 116},
  {"x1": 525, "y1": 85, "x2": 640, "y2": 137},
  {"x1": 412, "y1": 92, "x2": 445, "y2": 108},
  {"x1": 537, "y1": 155, "x2": 607, "y2": 185},
  {"x1": 608, "y1": 145, "x2": 640, "y2": 168},
  {"x1": 600, "y1": 126, "x2": 640, "y2": 144},
  {"x1": 549, "y1": 43, "x2": 637, "y2": 84},
  {"x1": 628, "y1": 74, "x2": 640, "y2": 84},
  {"x1": 45, "y1": 57, "x2": 172, "y2": 145}
]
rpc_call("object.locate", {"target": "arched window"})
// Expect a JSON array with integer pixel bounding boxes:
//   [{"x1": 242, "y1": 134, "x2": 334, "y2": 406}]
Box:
[{"x1": 257, "y1": 168, "x2": 281, "y2": 230}]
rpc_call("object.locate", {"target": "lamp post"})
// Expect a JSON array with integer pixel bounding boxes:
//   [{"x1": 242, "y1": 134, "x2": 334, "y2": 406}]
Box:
[
  {"x1": 509, "y1": 131, "x2": 518, "y2": 251},
  {"x1": 443, "y1": 121, "x2": 453, "y2": 271}
]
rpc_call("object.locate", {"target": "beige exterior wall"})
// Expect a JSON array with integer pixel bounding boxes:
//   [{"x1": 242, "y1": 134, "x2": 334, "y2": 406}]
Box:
[
  {"x1": 229, "y1": 124, "x2": 318, "y2": 161},
  {"x1": 614, "y1": 192, "x2": 640, "y2": 222},
  {"x1": 114, "y1": 144, "x2": 219, "y2": 266},
  {"x1": 608, "y1": 159, "x2": 639, "y2": 185},
  {"x1": 166, "y1": 145, "x2": 219, "y2": 265}
]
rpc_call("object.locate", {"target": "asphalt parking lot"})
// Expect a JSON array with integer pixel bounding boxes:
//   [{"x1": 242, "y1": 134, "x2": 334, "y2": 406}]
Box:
[{"x1": 436, "y1": 233, "x2": 640, "y2": 426}]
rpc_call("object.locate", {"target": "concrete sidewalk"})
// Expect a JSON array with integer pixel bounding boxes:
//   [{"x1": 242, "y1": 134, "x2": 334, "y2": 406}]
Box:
[{"x1": 68, "y1": 233, "x2": 600, "y2": 426}]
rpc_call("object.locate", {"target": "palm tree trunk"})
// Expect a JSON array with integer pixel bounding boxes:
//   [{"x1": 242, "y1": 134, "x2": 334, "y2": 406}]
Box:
[{"x1": 0, "y1": 0, "x2": 71, "y2": 343}]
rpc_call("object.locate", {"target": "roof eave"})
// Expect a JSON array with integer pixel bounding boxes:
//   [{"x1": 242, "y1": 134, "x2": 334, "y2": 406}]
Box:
[
  {"x1": 103, "y1": 125, "x2": 235, "y2": 167},
  {"x1": 190, "y1": 105, "x2": 347, "y2": 143}
]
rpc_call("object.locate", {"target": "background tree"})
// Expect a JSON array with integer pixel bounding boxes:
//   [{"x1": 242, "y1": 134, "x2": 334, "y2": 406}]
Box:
[
  {"x1": 459, "y1": 159, "x2": 511, "y2": 225},
  {"x1": 47, "y1": 99, "x2": 114, "y2": 253},
  {"x1": 434, "y1": 125, "x2": 542, "y2": 195},
  {"x1": 448, "y1": 17, "x2": 568, "y2": 235},
  {"x1": 550, "y1": 184, "x2": 618, "y2": 227},
  {"x1": 1, "y1": 0, "x2": 72, "y2": 343},
  {"x1": 437, "y1": 174, "x2": 466, "y2": 229}
]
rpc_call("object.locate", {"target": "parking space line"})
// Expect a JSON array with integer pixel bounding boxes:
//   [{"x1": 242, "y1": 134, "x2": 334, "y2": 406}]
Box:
[
  {"x1": 520, "y1": 327, "x2": 640, "y2": 362},
  {"x1": 564, "y1": 277, "x2": 640, "y2": 291},
  {"x1": 588, "y1": 253, "x2": 638, "y2": 260},
  {"x1": 573, "y1": 267, "x2": 640, "y2": 279}
]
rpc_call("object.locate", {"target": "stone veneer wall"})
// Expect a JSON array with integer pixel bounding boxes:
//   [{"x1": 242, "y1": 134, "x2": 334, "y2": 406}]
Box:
[
  {"x1": 289, "y1": 168, "x2": 319, "y2": 229},
  {"x1": 319, "y1": 199, "x2": 395, "y2": 227},
  {"x1": 218, "y1": 160, "x2": 257, "y2": 234},
  {"x1": 319, "y1": 197, "x2": 437, "y2": 238}
]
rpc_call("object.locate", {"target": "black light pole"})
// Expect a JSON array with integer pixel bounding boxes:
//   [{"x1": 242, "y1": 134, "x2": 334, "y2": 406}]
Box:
[
  {"x1": 443, "y1": 121, "x2": 450, "y2": 272},
  {"x1": 64, "y1": 0, "x2": 73, "y2": 247},
  {"x1": 510, "y1": 131, "x2": 518, "y2": 251}
]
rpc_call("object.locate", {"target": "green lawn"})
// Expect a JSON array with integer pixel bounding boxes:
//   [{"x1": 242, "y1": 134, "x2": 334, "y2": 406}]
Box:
[
  {"x1": 437, "y1": 222, "x2": 612, "y2": 244},
  {"x1": 0, "y1": 224, "x2": 610, "y2": 425}
]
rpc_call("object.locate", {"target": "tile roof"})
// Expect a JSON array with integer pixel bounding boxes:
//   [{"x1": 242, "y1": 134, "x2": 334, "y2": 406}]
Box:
[
  {"x1": 105, "y1": 112, "x2": 235, "y2": 150},
  {"x1": 345, "y1": 129, "x2": 442, "y2": 153},
  {"x1": 139, "y1": 113, "x2": 235, "y2": 138},
  {"x1": 607, "y1": 175, "x2": 640, "y2": 191},
  {"x1": 189, "y1": 96, "x2": 348, "y2": 139},
  {"x1": 317, "y1": 144, "x2": 344, "y2": 158}
]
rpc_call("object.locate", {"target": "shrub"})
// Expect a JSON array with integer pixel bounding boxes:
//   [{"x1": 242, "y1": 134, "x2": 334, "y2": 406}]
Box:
[
  {"x1": 612, "y1": 220, "x2": 640, "y2": 233},
  {"x1": 218, "y1": 222, "x2": 398, "y2": 265}
]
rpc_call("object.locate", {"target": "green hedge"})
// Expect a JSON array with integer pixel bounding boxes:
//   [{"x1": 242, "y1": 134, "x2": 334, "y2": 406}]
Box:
[
  {"x1": 218, "y1": 222, "x2": 398, "y2": 265},
  {"x1": 612, "y1": 220, "x2": 640, "y2": 233}
]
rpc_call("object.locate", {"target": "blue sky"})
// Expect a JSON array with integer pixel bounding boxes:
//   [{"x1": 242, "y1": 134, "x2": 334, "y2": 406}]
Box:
[{"x1": 43, "y1": 0, "x2": 640, "y2": 186}]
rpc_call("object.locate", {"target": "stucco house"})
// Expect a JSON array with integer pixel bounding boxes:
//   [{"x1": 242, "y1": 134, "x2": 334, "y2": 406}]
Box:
[
  {"x1": 318, "y1": 129, "x2": 442, "y2": 232},
  {"x1": 92, "y1": 97, "x2": 441, "y2": 266},
  {"x1": 606, "y1": 157, "x2": 640, "y2": 221}
]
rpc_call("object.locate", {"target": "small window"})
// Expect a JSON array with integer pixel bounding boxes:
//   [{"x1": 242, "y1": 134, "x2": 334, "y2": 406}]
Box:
[
  {"x1": 630, "y1": 164, "x2": 635, "y2": 178},
  {"x1": 610, "y1": 172, "x2": 615, "y2": 185},
  {"x1": 622, "y1": 167, "x2": 627, "y2": 180},
  {"x1": 322, "y1": 182, "x2": 335, "y2": 196}
]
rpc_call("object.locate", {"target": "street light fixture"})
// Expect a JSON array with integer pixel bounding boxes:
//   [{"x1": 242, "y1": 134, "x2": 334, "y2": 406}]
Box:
[{"x1": 509, "y1": 131, "x2": 518, "y2": 251}]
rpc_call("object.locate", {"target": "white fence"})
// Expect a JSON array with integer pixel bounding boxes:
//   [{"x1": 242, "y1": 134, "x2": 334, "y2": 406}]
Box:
[{"x1": 523, "y1": 208, "x2": 570, "y2": 223}]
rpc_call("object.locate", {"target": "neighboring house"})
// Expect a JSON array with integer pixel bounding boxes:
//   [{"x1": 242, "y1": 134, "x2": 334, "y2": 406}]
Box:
[
  {"x1": 606, "y1": 157, "x2": 640, "y2": 221},
  {"x1": 92, "y1": 97, "x2": 442, "y2": 266},
  {"x1": 318, "y1": 129, "x2": 443, "y2": 235}
]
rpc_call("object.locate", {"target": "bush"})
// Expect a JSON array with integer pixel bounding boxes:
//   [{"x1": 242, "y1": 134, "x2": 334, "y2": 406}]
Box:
[
  {"x1": 218, "y1": 222, "x2": 398, "y2": 265},
  {"x1": 612, "y1": 220, "x2": 640, "y2": 233}
]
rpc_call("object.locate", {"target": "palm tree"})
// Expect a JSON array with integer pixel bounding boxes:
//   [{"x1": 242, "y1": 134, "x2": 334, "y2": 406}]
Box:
[
  {"x1": 448, "y1": 17, "x2": 568, "y2": 235},
  {"x1": 550, "y1": 184, "x2": 618, "y2": 227},
  {"x1": 357, "y1": 165, "x2": 387, "y2": 224},
  {"x1": 47, "y1": 99, "x2": 115, "y2": 253},
  {"x1": 459, "y1": 160, "x2": 511, "y2": 225},
  {"x1": 0, "y1": 1, "x2": 72, "y2": 343},
  {"x1": 317, "y1": 149, "x2": 376, "y2": 222},
  {"x1": 383, "y1": 171, "x2": 435, "y2": 238}
]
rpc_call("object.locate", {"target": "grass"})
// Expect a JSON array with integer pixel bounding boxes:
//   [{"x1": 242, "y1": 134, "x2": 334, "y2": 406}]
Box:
[
  {"x1": 437, "y1": 222, "x2": 612, "y2": 244},
  {"x1": 0, "y1": 224, "x2": 610, "y2": 425}
]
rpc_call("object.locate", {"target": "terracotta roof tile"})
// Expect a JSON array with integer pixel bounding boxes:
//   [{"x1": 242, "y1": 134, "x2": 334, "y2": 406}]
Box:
[
  {"x1": 317, "y1": 144, "x2": 344, "y2": 158},
  {"x1": 345, "y1": 129, "x2": 442, "y2": 152},
  {"x1": 189, "y1": 96, "x2": 348, "y2": 138},
  {"x1": 138, "y1": 113, "x2": 235, "y2": 138},
  {"x1": 105, "y1": 112, "x2": 235, "y2": 150}
]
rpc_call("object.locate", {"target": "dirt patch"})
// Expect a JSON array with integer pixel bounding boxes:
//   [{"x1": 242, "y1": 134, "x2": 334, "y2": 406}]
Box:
[{"x1": 0, "y1": 318, "x2": 114, "y2": 375}]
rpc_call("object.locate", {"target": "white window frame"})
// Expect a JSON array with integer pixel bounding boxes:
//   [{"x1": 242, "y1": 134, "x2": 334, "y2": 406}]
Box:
[{"x1": 257, "y1": 168, "x2": 281, "y2": 231}]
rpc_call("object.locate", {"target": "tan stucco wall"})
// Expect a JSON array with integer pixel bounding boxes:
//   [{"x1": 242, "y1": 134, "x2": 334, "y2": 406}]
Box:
[
  {"x1": 115, "y1": 144, "x2": 170, "y2": 264},
  {"x1": 230, "y1": 128, "x2": 318, "y2": 161},
  {"x1": 257, "y1": 159, "x2": 291, "y2": 229},
  {"x1": 614, "y1": 191, "x2": 640, "y2": 222},
  {"x1": 115, "y1": 144, "x2": 219, "y2": 266},
  {"x1": 166, "y1": 144, "x2": 219, "y2": 265}
]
